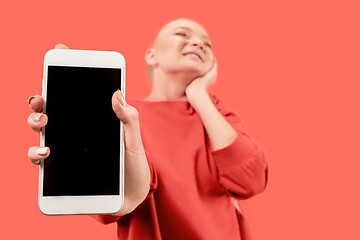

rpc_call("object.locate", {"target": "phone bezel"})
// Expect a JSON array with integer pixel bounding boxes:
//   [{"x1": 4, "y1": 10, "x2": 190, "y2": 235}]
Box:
[{"x1": 39, "y1": 49, "x2": 125, "y2": 215}]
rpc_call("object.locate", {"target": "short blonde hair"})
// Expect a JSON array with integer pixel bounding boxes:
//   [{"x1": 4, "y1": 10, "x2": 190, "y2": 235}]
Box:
[
  {"x1": 147, "y1": 64, "x2": 154, "y2": 80},
  {"x1": 146, "y1": 21, "x2": 169, "y2": 80}
]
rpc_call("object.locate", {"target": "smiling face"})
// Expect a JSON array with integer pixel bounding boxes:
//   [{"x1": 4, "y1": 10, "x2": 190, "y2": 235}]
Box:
[{"x1": 146, "y1": 19, "x2": 215, "y2": 79}]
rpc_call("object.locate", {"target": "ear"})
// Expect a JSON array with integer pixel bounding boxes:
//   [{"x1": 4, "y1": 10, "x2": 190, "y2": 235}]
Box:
[{"x1": 145, "y1": 48, "x2": 158, "y2": 66}]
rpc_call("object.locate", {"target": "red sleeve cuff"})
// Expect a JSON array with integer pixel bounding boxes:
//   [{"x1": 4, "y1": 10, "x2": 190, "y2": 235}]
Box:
[{"x1": 211, "y1": 134, "x2": 268, "y2": 198}]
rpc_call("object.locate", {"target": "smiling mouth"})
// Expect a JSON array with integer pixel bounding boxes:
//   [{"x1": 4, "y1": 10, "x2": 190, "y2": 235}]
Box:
[{"x1": 183, "y1": 52, "x2": 203, "y2": 62}]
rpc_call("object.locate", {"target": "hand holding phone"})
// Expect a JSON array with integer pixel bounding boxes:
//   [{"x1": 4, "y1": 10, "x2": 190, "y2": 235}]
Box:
[{"x1": 28, "y1": 44, "x2": 150, "y2": 216}]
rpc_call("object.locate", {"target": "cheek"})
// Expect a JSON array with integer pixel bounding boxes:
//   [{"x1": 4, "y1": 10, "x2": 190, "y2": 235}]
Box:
[
  {"x1": 205, "y1": 55, "x2": 215, "y2": 70},
  {"x1": 161, "y1": 42, "x2": 183, "y2": 60},
  {"x1": 157, "y1": 51, "x2": 176, "y2": 65},
  {"x1": 208, "y1": 52, "x2": 215, "y2": 64}
]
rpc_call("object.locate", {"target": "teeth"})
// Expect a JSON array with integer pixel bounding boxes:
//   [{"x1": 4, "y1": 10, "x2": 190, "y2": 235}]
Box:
[{"x1": 185, "y1": 53, "x2": 201, "y2": 60}]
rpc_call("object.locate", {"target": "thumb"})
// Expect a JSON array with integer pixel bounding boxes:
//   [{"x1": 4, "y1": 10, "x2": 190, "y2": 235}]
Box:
[
  {"x1": 111, "y1": 90, "x2": 139, "y2": 125},
  {"x1": 111, "y1": 90, "x2": 145, "y2": 153}
]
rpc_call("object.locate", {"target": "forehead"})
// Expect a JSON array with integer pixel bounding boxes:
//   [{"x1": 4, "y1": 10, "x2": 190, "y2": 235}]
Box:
[{"x1": 160, "y1": 19, "x2": 210, "y2": 38}]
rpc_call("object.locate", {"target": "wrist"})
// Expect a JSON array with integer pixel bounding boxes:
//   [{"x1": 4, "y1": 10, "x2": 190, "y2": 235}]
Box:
[
  {"x1": 186, "y1": 82, "x2": 206, "y2": 100},
  {"x1": 186, "y1": 87, "x2": 210, "y2": 110}
]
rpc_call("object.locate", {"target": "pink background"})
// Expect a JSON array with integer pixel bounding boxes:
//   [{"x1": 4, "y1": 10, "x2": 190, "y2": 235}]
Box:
[{"x1": 1, "y1": 0, "x2": 359, "y2": 239}]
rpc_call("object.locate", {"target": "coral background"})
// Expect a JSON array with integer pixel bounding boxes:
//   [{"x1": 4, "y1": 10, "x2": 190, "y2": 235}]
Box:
[{"x1": 0, "y1": 0, "x2": 359, "y2": 239}]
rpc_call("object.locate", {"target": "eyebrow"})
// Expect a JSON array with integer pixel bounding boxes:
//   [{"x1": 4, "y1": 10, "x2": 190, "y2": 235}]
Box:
[{"x1": 173, "y1": 26, "x2": 211, "y2": 41}]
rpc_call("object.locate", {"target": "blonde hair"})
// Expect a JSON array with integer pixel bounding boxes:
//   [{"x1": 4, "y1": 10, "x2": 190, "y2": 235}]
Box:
[
  {"x1": 147, "y1": 64, "x2": 154, "y2": 80},
  {"x1": 147, "y1": 21, "x2": 168, "y2": 80}
]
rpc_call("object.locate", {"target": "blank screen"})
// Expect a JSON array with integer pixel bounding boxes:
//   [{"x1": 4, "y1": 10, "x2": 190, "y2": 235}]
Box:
[{"x1": 44, "y1": 66, "x2": 121, "y2": 196}]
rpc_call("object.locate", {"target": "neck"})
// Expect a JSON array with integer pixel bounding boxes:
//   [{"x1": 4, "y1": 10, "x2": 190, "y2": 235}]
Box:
[{"x1": 145, "y1": 70, "x2": 194, "y2": 101}]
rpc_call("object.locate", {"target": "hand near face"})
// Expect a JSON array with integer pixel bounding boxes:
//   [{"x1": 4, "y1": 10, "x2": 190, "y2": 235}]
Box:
[{"x1": 185, "y1": 59, "x2": 217, "y2": 99}]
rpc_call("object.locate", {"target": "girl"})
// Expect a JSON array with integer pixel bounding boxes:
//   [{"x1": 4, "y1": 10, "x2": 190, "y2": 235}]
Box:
[{"x1": 28, "y1": 18, "x2": 268, "y2": 240}]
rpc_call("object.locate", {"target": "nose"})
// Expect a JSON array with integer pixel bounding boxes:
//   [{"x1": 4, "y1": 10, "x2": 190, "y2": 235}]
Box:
[{"x1": 190, "y1": 36, "x2": 204, "y2": 50}]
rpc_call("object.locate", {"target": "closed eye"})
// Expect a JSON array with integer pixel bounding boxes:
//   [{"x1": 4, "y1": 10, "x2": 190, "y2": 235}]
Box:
[{"x1": 175, "y1": 32, "x2": 188, "y2": 37}]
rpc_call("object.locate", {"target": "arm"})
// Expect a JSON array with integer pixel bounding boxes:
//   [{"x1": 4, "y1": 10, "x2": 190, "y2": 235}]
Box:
[
  {"x1": 185, "y1": 61, "x2": 237, "y2": 151},
  {"x1": 185, "y1": 64, "x2": 268, "y2": 199},
  {"x1": 90, "y1": 155, "x2": 158, "y2": 224},
  {"x1": 186, "y1": 85, "x2": 237, "y2": 151},
  {"x1": 209, "y1": 97, "x2": 268, "y2": 198}
]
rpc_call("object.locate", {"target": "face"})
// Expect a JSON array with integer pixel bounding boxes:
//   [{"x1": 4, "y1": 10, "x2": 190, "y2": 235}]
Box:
[{"x1": 148, "y1": 19, "x2": 215, "y2": 78}]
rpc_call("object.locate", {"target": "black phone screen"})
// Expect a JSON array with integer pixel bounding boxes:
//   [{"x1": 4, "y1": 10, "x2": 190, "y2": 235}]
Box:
[{"x1": 44, "y1": 66, "x2": 121, "y2": 196}]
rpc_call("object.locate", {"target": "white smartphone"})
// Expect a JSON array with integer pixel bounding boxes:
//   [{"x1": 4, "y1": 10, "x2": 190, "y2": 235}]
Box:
[{"x1": 39, "y1": 49, "x2": 125, "y2": 215}]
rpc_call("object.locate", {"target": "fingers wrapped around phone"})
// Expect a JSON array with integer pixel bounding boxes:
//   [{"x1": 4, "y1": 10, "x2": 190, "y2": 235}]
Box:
[
  {"x1": 28, "y1": 112, "x2": 48, "y2": 133},
  {"x1": 28, "y1": 95, "x2": 45, "y2": 113},
  {"x1": 28, "y1": 146, "x2": 50, "y2": 165},
  {"x1": 54, "y1": 43, "x2": 70, "y2": 49}
]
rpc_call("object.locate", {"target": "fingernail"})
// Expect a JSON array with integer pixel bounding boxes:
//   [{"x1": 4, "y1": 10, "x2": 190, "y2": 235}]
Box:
[
  {"x1": 36, "y1": 147, "x2": 48, "y2": 156},
  {"x1": 117, "y1": 90, "x2": 127, "y2": 106},
  {"x1": 34, "y1": 113, "x2": 45, "y2": 122},
  {"x1": 28, "y1": 96, "x2": 35, "y2": 105}
]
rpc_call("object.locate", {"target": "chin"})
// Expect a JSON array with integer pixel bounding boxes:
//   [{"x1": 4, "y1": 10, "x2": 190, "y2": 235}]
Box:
[
  {"x1": 165, "y1": 62, "x2": 208, "y2": 78},
  {"x1": 181, "y1": 63, "x2": 207, "y2": 75},
  {"x1": 183, "y1": 69, "x2": 205, "y2": 81}
]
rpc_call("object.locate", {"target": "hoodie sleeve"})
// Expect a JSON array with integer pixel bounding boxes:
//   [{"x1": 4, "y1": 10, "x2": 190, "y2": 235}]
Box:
[{"x1": 210, "y1": 94, "x2": 268, "y2": 199}]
